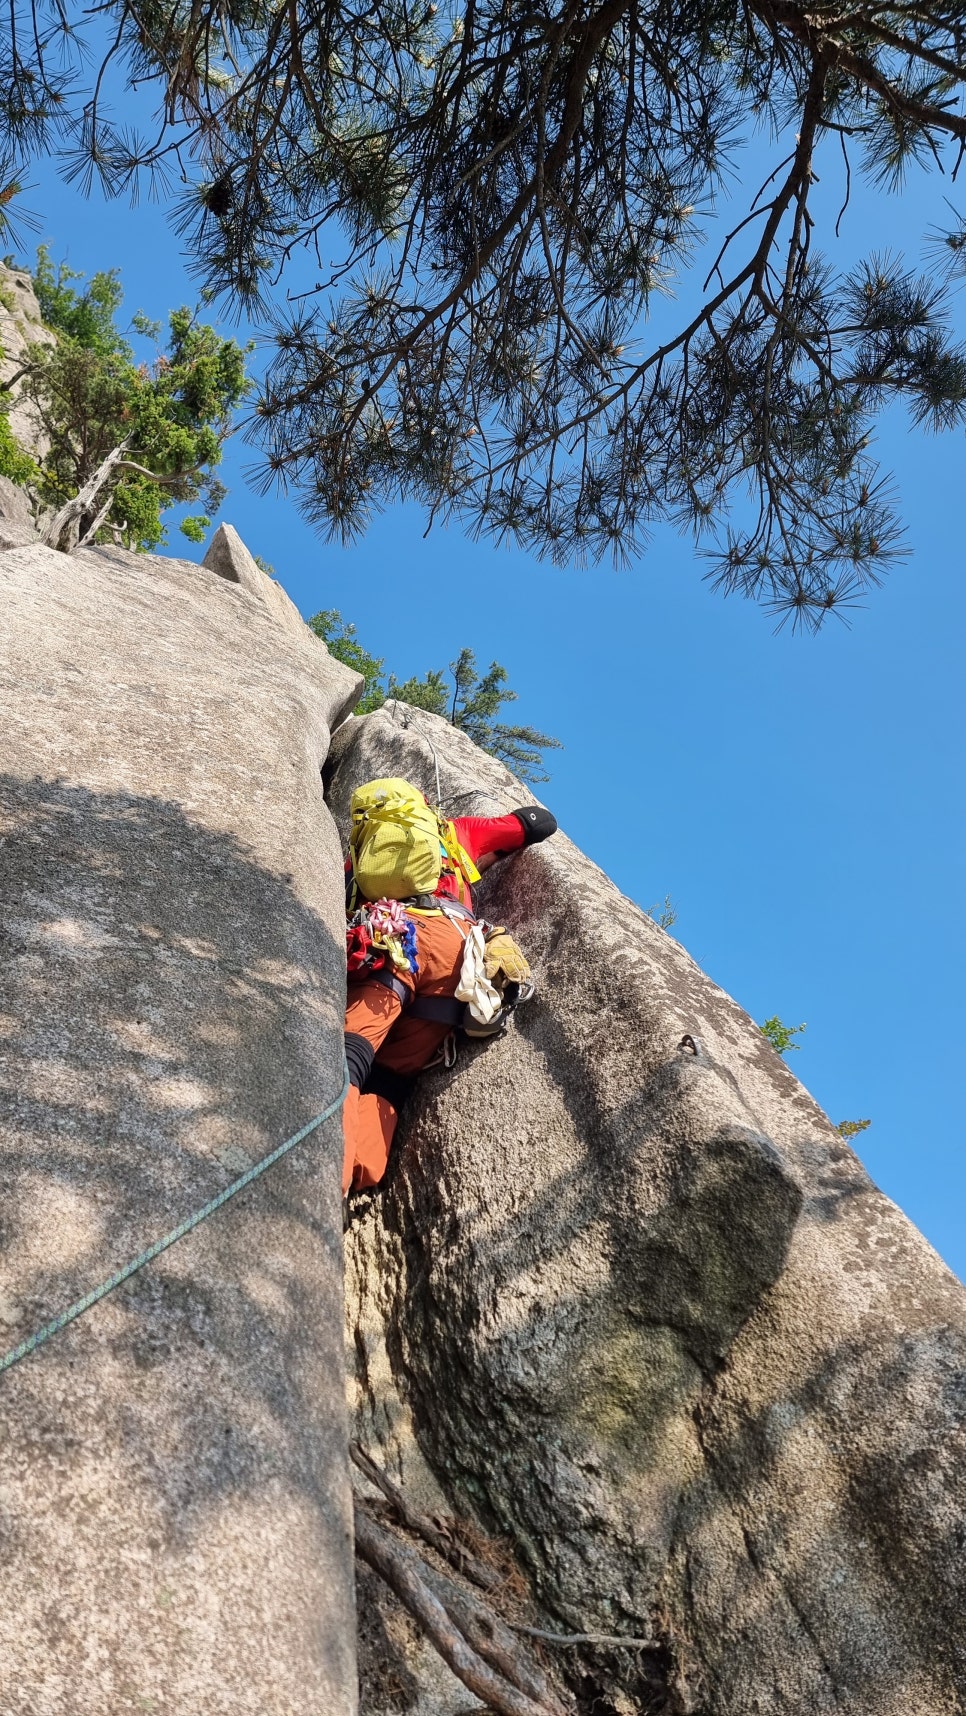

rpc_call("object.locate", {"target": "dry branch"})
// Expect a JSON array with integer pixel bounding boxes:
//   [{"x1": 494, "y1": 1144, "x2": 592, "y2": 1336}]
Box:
[
  {"x1": 417, "y1": 1561, "x2": 572, "y2": 1714},
  {"x1": 43, "y1": 439, "x2": 132, "y2": 554},
  {"x1": 350, "y1": 1440, "x2": 502, "y2": 1592},
  {"x1": 511, "y1": 1623, "x2": 655, "y2": 1648},
  {"x1": 354, "y1": 1500, "x2": 562, "y2": 1716}
]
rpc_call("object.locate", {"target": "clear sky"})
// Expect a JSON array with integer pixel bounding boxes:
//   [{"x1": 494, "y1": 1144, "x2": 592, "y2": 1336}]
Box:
[{"x1": 15, "y1": 103, "x2": 965, "y2": 1282}]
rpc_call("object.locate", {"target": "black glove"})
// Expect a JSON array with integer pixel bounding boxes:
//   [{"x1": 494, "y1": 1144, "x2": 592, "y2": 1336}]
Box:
[{"x1": 511, "y1": 806, "x2": 557, "y2": 846}]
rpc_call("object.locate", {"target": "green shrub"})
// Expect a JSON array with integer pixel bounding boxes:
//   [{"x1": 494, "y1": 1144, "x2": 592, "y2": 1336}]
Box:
[{"x1": 0, "y1": 413, "x2": 39, "y2": 487}]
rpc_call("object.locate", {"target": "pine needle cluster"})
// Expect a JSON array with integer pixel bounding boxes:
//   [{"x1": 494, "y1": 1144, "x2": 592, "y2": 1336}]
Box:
[{"x1": 6, "y1": 0, "x2": 966, "y2": 619}]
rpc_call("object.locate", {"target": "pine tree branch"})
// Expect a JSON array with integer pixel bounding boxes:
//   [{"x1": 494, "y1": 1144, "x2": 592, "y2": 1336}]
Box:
[
  {"x1": 278, "y1": 0, "x2": 633, "y2": 440},
  {"x1": 847, "y1": 13, "x2": 966, "y2": 83},
  {"x1": 479, "y1": 59, "x2": 830, "y2": 476},
  {"x1": 26, "y1": 0, "x2": 964, "y2": 612},
  {"x1": 759, "y1": 0, "x2": 966, "y2": 142}
]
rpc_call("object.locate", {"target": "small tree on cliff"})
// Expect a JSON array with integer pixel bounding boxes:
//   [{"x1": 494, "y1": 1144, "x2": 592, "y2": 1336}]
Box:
[
  {"x1": 309, "y1": 615, "x2": 561, "y2": 783},
  {"x1": 6, "y1": 0, "x2": 966, "y2": 620},
  {"x1": 6, "y1": 249, "x2": 250, "y2": 552},
  {"x1": 390, "y1": 649, "x2": 562, "y2": 784},
  {"x1": 307, "y1": 611, "x2": 388, "y2": 714}
]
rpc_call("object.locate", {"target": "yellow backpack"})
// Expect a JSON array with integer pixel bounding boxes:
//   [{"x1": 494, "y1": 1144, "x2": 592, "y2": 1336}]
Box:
[{"x1": 349, "y1": 778, "x2": 481, "y2": 904}]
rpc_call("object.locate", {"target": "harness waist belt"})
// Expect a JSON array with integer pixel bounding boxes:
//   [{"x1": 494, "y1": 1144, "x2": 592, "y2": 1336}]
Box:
[
  {"x1": 409, "y1": 895, "x2": 477, "y2": 921},
  {"x1": 406, "y1": 994, "x2": 466, "y2": 1026},
  {"x1": 362, "y1": 967, "x2": 412, "y2": 1006},
  {"x1": 352, "y1": 967, "x2": 464, "y2": 1027}
]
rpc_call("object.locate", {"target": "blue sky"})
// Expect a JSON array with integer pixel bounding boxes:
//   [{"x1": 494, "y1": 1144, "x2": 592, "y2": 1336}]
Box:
[{"x1": 15, "y1": 100, "x2": 965, "y2": 1281}]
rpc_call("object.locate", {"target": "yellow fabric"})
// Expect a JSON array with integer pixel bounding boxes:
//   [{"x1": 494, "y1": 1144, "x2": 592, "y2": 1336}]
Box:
[
  {"x1": 440, "y1": 822, "x2": 481, "y2": 901},
  {"x1": 350, "y1": 778, "x2": 443, "y2": 902},
  {"x1": 483, "y1": 932, "x2": 531, "y2": 986}
]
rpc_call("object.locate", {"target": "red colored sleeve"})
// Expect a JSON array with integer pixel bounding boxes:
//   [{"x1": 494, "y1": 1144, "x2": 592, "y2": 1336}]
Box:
[{"x1": 453, "y1": 813, "x2": 527, "y2": 865}]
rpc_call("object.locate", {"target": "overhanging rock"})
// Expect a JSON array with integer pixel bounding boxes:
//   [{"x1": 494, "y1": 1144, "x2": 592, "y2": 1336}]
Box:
[
  {"x1": 0, "y1": 537, "x2": 362, "y2": 1715},
  {"x1": 331, "y1": 702, "x2": 966, "y2": 1716}
]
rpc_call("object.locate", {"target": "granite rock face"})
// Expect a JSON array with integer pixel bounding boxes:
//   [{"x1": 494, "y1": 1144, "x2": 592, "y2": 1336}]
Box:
[
  {"x1": 203, "y1": 521, "x2": 312, "y2": 641},
  {"x1": 0, "y1": 474, "x2": 37, "y2": 548},
  {"x1": 330, "y1": 703, "x2": 966, "y2": 1716},
  {"x1": 0, "y1": 539, "x2": 362, "y2": 1715},
  {"x1": 0, "y1": 263, "x2": 56, "y2": 461}
]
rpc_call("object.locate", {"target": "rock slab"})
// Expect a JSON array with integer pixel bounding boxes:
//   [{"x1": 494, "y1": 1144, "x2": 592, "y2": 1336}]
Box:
[
  {"x1": 0, "y1": 474, "x2": 37, "y2": 548},
  {"x1": 331, "y1": 702, "x2": 966, "y2": 1716},
  {"x1": 0, "y1": 540, "x2": 362, "y2": 1715}
]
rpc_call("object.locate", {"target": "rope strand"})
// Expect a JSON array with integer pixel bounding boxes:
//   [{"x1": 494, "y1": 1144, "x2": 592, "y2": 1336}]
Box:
[{"x1": 0, "y1": 1057, "x2": 349, "y2": 1379}]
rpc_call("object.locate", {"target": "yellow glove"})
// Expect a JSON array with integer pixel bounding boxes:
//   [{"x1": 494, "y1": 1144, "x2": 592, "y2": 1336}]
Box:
[{"x1": 483, "y1": 932, "x2": 531, "y2": 987}]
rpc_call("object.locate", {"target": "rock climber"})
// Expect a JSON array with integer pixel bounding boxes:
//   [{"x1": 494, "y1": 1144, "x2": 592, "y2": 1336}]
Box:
[{"x1": 342, "y1": 784, "x2": 557, "y2": 1195}]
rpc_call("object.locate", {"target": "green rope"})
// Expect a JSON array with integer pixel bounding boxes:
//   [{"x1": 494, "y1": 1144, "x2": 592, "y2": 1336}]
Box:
[{"x1": 0, "y1": 1057, "x2": 349, "y2": 1379}]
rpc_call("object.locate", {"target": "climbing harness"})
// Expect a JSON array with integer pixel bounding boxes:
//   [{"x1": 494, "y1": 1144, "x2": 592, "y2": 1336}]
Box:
[
  {"x1": 358, "y1": 901, "x2": 534, "y2": 1050},
  {"x1": 0, "y1": 1056, "x2": 350, "y2": 1380}
]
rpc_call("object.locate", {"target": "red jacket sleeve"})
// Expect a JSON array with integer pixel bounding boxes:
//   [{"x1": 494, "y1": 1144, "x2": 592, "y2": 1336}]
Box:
[{"x1": 453, "y1": 813, "x2": 527, "y2": 865}]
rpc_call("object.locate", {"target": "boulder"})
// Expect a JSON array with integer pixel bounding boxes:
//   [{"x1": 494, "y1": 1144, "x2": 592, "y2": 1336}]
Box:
[
  {"x1": 0, "y1": 538, "x2": 363, "y2": 1714},
  {"x1": 331, "y1": 702, "x2": 966, "y2": 1716}
]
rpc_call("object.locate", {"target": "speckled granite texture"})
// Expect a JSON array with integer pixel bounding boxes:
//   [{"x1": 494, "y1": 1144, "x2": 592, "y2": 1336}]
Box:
[
  {"x1": 0, "y1": 264, "x2": 56, "y2": 462},
  {"x1": 0, "y1": 538, "x2": 362, "y2": 1715}
]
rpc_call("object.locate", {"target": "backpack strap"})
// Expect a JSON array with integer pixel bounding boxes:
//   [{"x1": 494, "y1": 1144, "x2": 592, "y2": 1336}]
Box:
[{"x1": 439, "y1": 818, "x2": 481, "y2": 905}]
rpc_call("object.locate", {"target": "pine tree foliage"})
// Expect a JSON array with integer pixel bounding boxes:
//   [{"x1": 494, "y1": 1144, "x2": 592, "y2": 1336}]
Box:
[
  {"x1": 6, "y1": 0, "x2": 966, "y2": 618},
  {"x1": 308, "y1": 615, "x2": 561, "y2": 780},
  {"x1": 9, "y1": 249, "x2": 250, "y2": 550},
  {"x1": 389, "y1": 647, "x2": 563, "y2": 782}
]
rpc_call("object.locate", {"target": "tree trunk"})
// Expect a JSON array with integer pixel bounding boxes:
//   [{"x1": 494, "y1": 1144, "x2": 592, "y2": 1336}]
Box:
[{"x1": 42, "y1": 438, "x2": 133, "y2": 553}]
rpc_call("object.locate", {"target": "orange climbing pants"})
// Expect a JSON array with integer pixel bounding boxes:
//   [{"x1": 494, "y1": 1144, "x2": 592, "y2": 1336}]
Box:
[{"x1": 342, "y1": 909, "x2": 469, "y2": 1194}]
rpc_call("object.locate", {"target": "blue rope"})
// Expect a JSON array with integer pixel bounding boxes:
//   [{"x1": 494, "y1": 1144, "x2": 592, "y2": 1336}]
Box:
[{"x1": 0, "y1": 1056, "x2": 350, "y2": 1379}]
